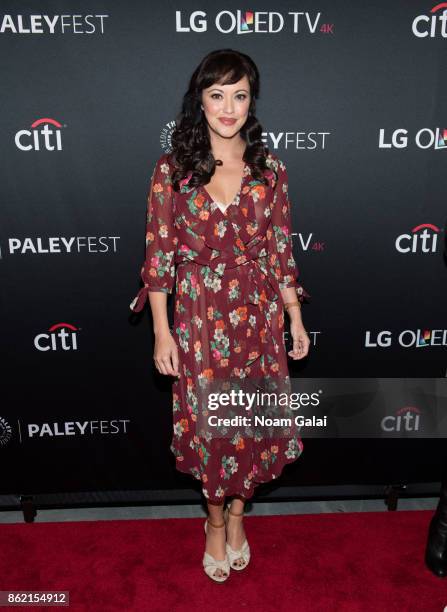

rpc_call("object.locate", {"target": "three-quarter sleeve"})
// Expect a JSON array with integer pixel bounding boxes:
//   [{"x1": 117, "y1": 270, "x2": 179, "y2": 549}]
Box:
[
  {"x1": 129, "y1": 154, "x2": 177, "y2": 312},
  {"x1": 266, "y1": 158, "x2": 311, "y2": 304}
]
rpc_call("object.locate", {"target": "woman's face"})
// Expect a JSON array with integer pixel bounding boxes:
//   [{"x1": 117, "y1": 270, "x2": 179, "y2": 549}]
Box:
[{"x1": 201, "y1": 75, "x2": 251, "y2": 139}]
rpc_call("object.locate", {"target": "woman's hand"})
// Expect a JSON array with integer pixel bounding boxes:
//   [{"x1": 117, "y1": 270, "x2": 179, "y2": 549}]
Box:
[
  {"x1": 288, "y1": 320, "x2": 310, "y2": 360},
  {"x1": 153, "y1": 330, "x2": 180, "y2": 377}
]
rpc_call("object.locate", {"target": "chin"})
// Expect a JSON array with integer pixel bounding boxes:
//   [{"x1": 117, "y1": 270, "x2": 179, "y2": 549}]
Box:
[{"x1": 213, "y1": 122, "x2": 241, "y2": 137}]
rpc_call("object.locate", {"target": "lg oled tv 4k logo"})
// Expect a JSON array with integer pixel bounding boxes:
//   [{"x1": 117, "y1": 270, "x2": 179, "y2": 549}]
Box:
[
  {"x1": 412, "y1": 3, "x2": 447, "y2": 37},
  {"x1": 34, "y1": 323, "x2": 80, "y2": 352},
  {"x1": 176, "y1": 10, "x2": 334, "y2": 34},
  {"x1": 379, "y1": 127, "x2": 447, "y2": 150},
  {"x1": 395, "y1": 223, "x2": 441, "y2": 254},
  {"x1": 365, "y1": 329, "x2": 447, "y2": 348},
  {"x1": 15, "y1": 117, "x2": 65, "y2": 151}
]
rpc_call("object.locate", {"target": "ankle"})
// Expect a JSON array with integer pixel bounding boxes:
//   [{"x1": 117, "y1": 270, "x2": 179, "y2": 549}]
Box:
[
  {"x1": 207, "y1": 517, "x2": 225, "y2": 529},
  {"x1": 228, "y1": 508, "x2": 244, "y2": 517}
]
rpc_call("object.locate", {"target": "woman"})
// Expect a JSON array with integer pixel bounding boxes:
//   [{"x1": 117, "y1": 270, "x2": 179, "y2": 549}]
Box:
[{"x1": 130, "y1": 49, "x2": 311, "y2": 582}]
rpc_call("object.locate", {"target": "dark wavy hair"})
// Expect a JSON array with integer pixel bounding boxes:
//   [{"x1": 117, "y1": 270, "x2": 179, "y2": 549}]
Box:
[{"x1": 168, "y1": 48, "x2": 274, "y2": 191}]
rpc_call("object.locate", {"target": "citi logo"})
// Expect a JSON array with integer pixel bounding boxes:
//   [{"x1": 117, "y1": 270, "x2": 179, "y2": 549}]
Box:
[
  {"x1": 412, "y1": 3, "x2": 447, "y2": 38},
  {"x1": 381, "y1": 407, "x2": 421, "y2": 432},
  {"x1": 34, "y1": 323, "x2": 80, "y2": 352},
  {"x1": 365, "y1": 329, "x2": 447, "y2": 348},
  {"x1": 15, "y1": 118, "x2": 64, "y2": 151},
  {"x1": 175, "y1": 10, "x2": 334, "y2": 35},
  {"x1": 395, "y1": 223, "x2": 441, "y2": 254},
  {"x1": 378, "y1": 128, "x2": 447, "y2": 150}
]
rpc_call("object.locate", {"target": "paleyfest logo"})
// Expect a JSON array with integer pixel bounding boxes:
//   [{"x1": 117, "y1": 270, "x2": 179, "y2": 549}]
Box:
[
  {"x1": 0, "y1": 416, "x2": 13, "y2": 447},
  {"x1": 160, "y1": 120, "x2": 177, "y2": 152},
  {"x1": 15, "y1": 117, "x2": 65, "y2": 151},
  {"x1": 160, "y1": 120, "x2": 331, "y2": 153},
  {"x1": 412, "y1": 2, "x2": 447, "y2": 37},
  {"x1": 0, "y1": 14, "x2": 108, "y2": 35}
]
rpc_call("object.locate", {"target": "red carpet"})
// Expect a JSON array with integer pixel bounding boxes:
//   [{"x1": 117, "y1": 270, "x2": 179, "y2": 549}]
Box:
[{"x1": 0, "y1": 510, "x2": 445, "y2": 611}]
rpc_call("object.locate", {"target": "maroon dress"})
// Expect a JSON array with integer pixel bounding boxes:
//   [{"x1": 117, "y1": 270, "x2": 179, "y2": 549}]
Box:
[{"x1": 130, "y1": 151, "x2": 310, "y2": 503}]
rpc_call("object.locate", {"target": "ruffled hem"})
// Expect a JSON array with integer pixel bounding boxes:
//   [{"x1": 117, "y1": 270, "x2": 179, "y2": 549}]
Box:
[{"x1": 170, "y1": 439, "x2": 304, "y2": 504}]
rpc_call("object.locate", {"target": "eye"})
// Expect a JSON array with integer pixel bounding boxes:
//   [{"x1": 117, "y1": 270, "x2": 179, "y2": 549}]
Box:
[{"x1": 210, "y1": 93, "x2": 248, "y2": 101}]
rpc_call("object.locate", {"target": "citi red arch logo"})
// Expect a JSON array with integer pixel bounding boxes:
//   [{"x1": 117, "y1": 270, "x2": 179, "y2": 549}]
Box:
[
  {"x1": 412, "y1": 2, "x2": 447, "y2": 37},
  {"x1": 34, "y1": 322, "x2": 80, "y2": 352},
  {"x1": 381, "y1": 406, "x2": 421, "y2": 433},
  {"x1": 15, "y1": 117, "x2": 64, "y2": 151},
  {"x1": 395, "y1": 223, "x2": 441, "y2": 253}
]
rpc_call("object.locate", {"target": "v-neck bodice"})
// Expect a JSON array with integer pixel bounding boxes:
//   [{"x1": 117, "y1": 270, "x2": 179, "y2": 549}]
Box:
[
  {"x1": 129, "y1": 150, "x2": 311, "y2": 316},
  {"x1": 202, "y1": 162, "x2": 250, "y2": 217},
  {"x1": 214, "y1": 201, "x2": 232, "y2": 214}
]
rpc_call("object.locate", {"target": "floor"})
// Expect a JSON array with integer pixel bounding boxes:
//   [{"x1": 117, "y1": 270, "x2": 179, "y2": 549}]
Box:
[{"x1": 0, "y1": 497, "x2": 439, "y2": 523}]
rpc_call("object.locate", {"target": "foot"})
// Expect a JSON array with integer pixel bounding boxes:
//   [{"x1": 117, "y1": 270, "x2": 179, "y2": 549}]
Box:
[
  {"x1": 205, "y1": 519, "x2": 228, "y2": 579},
  {"x1": 225, "y1": 506, "x2": 248, "y2": 569}
]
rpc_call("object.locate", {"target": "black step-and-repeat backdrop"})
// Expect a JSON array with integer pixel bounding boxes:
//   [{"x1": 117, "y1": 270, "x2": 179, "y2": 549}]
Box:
[{"x1": 1, "y1": 1, "x2": 446, "y2": 501}]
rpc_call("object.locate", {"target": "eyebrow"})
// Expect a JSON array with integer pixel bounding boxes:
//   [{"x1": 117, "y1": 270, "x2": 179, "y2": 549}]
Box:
[{"x1": 208, "y1": 88, "x2": 249, "y2": 93}]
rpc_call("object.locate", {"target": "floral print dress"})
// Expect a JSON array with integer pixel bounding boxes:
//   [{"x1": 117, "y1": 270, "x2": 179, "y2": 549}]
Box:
[{"x1": 130, "y1": 151, "x2": 310, "y2": 503}]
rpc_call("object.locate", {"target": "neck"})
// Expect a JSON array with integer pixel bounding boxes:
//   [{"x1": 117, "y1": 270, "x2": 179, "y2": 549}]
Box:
[{"x1": 209, "y1": 132, "x2": 246, "y2": 163}]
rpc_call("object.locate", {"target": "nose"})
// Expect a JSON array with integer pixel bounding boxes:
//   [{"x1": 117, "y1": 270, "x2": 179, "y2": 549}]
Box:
[{"x1": 223, "y1": 96, "x2": 235, "y2": 114}]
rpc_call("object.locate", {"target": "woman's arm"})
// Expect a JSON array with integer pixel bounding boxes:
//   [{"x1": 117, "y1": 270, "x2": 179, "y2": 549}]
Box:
[
  {"x1": 150, "y1": 289, "x2": 179, "y2": 376},
  {"x1": 148, "y1": 291, "x2": 170, "y2": 335},
  {"x1": 129, "y1": 154, "x2": 177, "y2": 313},
  {"x1": 266, "y1": 157, "x2": 311, "y2": 359},
  {"x1": 130, "y1": 154, "x2": 179, "y2": 376}
]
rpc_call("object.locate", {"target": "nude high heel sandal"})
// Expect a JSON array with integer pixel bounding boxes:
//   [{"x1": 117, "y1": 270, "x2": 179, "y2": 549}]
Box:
[
  {"x1": 203, "y1": 518, "x2": 231, "y2": 583},
  {"x1": 224, "y1": 506, "x2": 251, "y2": 571}
]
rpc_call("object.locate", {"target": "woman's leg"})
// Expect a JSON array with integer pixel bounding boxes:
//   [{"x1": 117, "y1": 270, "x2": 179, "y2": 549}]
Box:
[
  {"x1": 205, "y1": 499, "x2": 227, "y2": 578},
  {"x1": 226, "y1": 495, "x2": 248, "y2": 568}
]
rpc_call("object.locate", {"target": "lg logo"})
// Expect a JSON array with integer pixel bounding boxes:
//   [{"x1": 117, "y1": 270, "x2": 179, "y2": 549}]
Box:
[
  {"x1": 365, "y1": 329, "x2": 447, "y2": 348},
  {"x1": 175, "y1": 10, "x2": 333, "y2": 35},
  {"x1": 379, "y1": 128, "x2": 447, "y2": 150}
]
